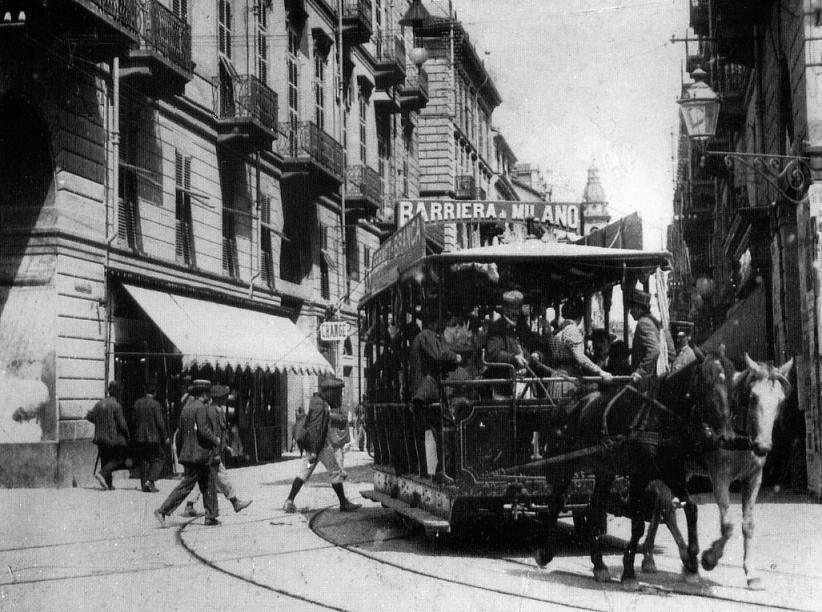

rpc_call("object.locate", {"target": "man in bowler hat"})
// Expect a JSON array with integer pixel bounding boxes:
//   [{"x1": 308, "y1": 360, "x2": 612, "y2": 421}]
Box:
[
  {"x1": 282, "y1": 377, "x2": 361, "y2": 513},
  {"x1": 155, "y1": 379, "x2": 220, "y2": 526},
  {"x1": 627, "y1": 289, "x2": 662, "y2": 391},
  {"x1": 86, "y1": 381, "x2": 130, "y2": 490}
]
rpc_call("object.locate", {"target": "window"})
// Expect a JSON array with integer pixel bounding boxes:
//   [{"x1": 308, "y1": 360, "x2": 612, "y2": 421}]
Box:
[
  {"x1": 175, "y1": 150, "x2": 195, "y2": 266},
  {"x1": 173, "y1": 0, "x2": 188, "y2": 20},
  {"x1": 218, "y1": 0, "x2": 232, "y2": 59},
  {"x1": 118, "y1": 104, "x2": 142, "y2": 252},
  {"x1": 259, "y1": 195, "x2": 274, "y2": 287},
  {"x1": 320, "y1": 258, "x2": 330, "y2": 300},
  {"x1": 255, "y1": 0, "x2": 268, "y2": 84},
  {"x1": 377, "y1": 114, "x2": 390, "y2": 196},
  {"x1": 314, "y1": 44, "x2": 326, "y2": 130},
  {"x1": 359, "y1": 89, "x2": 368, "y2": 164},
  {"x1": 222, "y1": 208, "x2": 238, "y2": 278},
  {"x1": 287, "y1": 25, "x2": 300, "y2": 126},
  {"x1": 363, "y1": 245, "x2": 371, "y2": 271},
  {"x1": 346, "y1": 225, "x2": 359, "y2": 281},
  {"x1": 375, "y1": 0, "x2": 382, "y2": 30}
]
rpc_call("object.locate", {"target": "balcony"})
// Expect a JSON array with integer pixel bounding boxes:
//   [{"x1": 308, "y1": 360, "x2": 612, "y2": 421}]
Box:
[
  {"x1": 121, "y1": 0, "x2": 193, "y2": 97},
  {"x1": 11, "y1": 0, "x2": 140, "y2": 60},
  {"x1": 455, "y1": 175, "x2": 476, "y2": 200},
  {"x1": 715, "y1": 63, "x2": 750, "y2": 128},
  {"x1": 687, "y1": 179, "x2": 717, "y2": 213},
  {"x1": 373, "y1": 87, "x2": 401, "y2": 114},
  {"x1": 276, "y1": 121, "x2": 344, "y2": 185},
  {"x1": 342, "y1": 0, "x2": 372, "y2": 45},
  {"x1": 682, "y1": 208, "x2": 715, "y2": 243},
  {"x1": 399, "y1": 65, "x2": 429, "y2": 111},
  {"x1": 374, "y1": 33, "x2": 406, "y2": 89},
  {"x1": 345, "y1": 165, "x2": 382, "y2": 217},
  {"x1": 714, "y1": 19, "x2": 756, "y2": 67},
  {"x1": 689, "y1": 0, "x2": 709, "y2": 36},
  {"x1": 213, "y1": 74, "x2": 279, "y2": 153}
]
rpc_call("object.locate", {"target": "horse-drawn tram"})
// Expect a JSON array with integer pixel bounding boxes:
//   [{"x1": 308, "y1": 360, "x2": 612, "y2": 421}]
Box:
[{"x1": 358, "y1": 215, "x2": 672, "y2": 536}]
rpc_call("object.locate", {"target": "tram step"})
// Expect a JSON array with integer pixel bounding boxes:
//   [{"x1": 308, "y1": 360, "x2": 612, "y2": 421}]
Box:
[{"x1": 361, "y1": 489, "x2": 451, "y2": 535}]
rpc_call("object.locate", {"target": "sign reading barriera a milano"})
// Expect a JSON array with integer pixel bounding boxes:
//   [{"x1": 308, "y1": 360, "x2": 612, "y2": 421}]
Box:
[{"x1": 395, "y1": 199, "x2": 581, "y2": 231}]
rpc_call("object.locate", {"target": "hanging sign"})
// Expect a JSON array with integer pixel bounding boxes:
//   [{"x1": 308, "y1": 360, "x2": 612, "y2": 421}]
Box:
[
  {"x1": 366, "y1": 214, "x2": 426, "y2": 296},
  {"x1": 320, "y1": 321, "x2": 351, "y2": 342}
]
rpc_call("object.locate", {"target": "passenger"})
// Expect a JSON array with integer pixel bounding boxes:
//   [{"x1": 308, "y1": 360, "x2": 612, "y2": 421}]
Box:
[
  {"x1": 628, "y1": 289, "x2": 662, "y2": 393},
  {"x1": 442, "y1": 323, "x2": 478, "y2": 480},
  {"x1": 409, "y1": 307, "x2": 461, "y2": 484},
  {"x1": 670, "y1": 320, "x2": 698, "y2": 373},
  {"x1": 608, "y1": 340, "x2": 631, "y2": 375},
  {"x1": 587, "y1": 328, "x2": 615, "y2": 370},
  {"x1": 485, "y1": 290, "x2": 543, "y2": 397}
]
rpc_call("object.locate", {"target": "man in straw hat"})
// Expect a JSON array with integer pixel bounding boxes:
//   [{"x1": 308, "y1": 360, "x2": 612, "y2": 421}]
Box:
[
  {"x1": 282, "y1": 376, "x2": 361, "y2": 513},
  {"x1": 154, "y1": 379, "x2": 220, "y2": 526}
]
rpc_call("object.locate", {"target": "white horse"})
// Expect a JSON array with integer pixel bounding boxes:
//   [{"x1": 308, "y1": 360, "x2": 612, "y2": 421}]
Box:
[{"x1": 643, "y1": 352, "x2": 794, "y2": 589}]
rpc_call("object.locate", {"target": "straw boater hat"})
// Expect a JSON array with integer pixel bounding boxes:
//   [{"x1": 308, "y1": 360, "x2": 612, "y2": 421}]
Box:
[
  {"x1": 210, "y1": 384, "x2": 229, "y2": 400},
  {"x1": 670, "y1": 320, "x2": 694, "y2": 338},
  {"x1": 191, "y1": 379, "x2": 211, "y2": 393},
  {"x1": 502, "y1": 289, "x2": 524, "y2": 308}
]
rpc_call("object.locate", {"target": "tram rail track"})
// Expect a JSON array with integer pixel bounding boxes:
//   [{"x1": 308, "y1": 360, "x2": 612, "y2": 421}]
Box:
[{"x1": 308, "y1": 506, "x2": 814, "y2": 612}]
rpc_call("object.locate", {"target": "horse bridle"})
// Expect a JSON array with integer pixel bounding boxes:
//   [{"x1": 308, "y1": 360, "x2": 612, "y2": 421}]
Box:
[{"x1": 728, "y1": 368, "x2": 792, "y2": 448}]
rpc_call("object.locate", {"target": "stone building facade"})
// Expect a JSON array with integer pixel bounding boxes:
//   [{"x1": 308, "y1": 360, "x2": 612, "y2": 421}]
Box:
[
  {"x1": 668, "y1": 0, "x2": 822, "y2": 494},
  {"x1": 0, "y1": 0, "x2": 429, "y2": 486}
]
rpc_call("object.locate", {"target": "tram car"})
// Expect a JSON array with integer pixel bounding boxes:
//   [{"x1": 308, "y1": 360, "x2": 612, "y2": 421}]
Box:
[{"x1": 359, "y1": 217, "x2": 671, "y2": 536}]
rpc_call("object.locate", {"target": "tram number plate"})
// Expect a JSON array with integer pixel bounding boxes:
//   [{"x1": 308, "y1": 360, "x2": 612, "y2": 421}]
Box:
[{"x1": 320, "y1": 321, "x2": 351, "y2": 342}]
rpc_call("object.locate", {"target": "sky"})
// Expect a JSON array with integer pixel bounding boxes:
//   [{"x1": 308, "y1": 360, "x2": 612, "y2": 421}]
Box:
[{"x1": 438, "y1": 0, "x2": 691, "y2": 249}]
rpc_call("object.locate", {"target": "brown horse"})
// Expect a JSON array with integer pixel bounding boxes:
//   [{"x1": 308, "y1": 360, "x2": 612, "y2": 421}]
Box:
[{"x1": 642, "y1": 353, "x2": 793, "y2": 589}]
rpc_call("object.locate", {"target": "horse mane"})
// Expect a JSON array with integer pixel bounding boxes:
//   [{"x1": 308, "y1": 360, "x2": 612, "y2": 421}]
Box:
[{"x1": 692, "y1": 351, "x2": 737, "y2": 430}]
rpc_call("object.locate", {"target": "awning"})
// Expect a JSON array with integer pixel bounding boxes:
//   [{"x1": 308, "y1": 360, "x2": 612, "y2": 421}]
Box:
[
  {"x1": 122, "y1": 284, "x2": 333, "y2": 375},
  {"x1": 700, "y1": 284, "x2": 768, "y2": 363}
]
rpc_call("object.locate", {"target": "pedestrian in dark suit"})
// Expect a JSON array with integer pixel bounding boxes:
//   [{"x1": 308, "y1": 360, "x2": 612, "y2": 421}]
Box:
[
  {"x1": 628, "y1": 289, "x2": 662, "y2": 393},
  {"x1": 86, "y1": 381, "x2": 130, "y2": 490},
  {"x1": 154, "y1": 380, "x2": 220, "y2": 526},
  {"x1": 282, "y1": 377, "x2": 360, "y2": 514},
  {"x1": 132, "y1": 380, "x2": 169, "y2": 493}
]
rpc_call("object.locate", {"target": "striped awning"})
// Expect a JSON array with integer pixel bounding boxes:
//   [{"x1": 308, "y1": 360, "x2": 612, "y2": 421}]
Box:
[{"x1": 123, "y1": 284, "x2": 333, "y2": 375}]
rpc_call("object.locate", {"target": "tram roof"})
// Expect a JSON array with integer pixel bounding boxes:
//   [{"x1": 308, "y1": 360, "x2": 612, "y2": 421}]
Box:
[{"x1": 360, "y1": 239, "x2": 672, "y2": 305}]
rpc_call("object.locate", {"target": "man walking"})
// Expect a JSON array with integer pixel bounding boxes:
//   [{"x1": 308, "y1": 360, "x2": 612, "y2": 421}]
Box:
[
  {"x1": 132, "y1": 380, "x2": 169, "y2": 493},
  {"x1": 154, "y1": 379, "x2": 220, "y2": 526},
  {"x1": 86, "y1": 381, "x2": 130, "y2": 491},
  {"x1": 282, "y1": 377, "x2": 360, "y2": 513},
  {"x1": 181, "y1": 385, "x2": 251, "y2": 517}
]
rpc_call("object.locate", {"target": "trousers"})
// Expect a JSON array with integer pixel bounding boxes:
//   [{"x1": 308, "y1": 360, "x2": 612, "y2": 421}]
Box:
[{"x1": 158, "y1": 463, "x2": 217, "y2": 519}]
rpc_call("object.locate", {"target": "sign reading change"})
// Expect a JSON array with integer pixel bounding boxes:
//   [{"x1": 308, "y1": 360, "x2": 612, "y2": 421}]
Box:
[{"x1": 395, "y1": 199, "x2": 580, "y2": 230}]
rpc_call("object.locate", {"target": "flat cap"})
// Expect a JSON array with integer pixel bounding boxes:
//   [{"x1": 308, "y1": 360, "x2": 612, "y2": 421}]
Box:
[
  {"x1": 502, "y1": 290, "x2": 524, "y2": 307},
  {"x1": 191, "y1": 379, "x2": 212, "y2": 392},
  {"x1": 210, "y1": 384, "x2": 229, "y2": 399},
  {"x1": 628, "y1": 289, "x2": 652, "y2": 309},
  {"x1": 670, "y1": 320, "x2": 694, "y2": 337},
  {"x1": 319, "y1": 376, "x2": 345, "y2": 390}
]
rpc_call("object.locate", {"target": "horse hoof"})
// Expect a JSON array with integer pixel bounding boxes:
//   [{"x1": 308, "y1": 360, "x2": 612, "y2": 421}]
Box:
[
  {"x1": 534, "y1": 548, "x2": 553, "y2": 569},
  {"x1": 747, "y1": 577, "x2": 764, "y2": 591},
  {"x1": 701, "y1": 550, "x2": 718, "y2": 571},
  {"x1": 594, "y1": 567, "x2": 611, "y2": 583},
  {"x1": 682, "y1": 570, "x2": 700, "y2": 585},
  {"x1": 641, "y1": 558, "x2": 657, "y2": 574},
  {"x1": 622, "y1": 577, "x2": 640, "y2": 591}
]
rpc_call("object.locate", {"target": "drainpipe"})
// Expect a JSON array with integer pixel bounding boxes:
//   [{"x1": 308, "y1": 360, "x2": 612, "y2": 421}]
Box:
[
  {"x1": 103, "y1": 56, "x2": 120, "y2": 390},
  {"x1": 337, "y1": 0, "x2": 347, "y2": 378}
]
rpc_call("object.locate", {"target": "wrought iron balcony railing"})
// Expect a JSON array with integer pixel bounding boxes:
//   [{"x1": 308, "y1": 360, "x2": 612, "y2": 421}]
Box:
[
  {"x1": 343, "y1": 0, "x2": 372, "y2": 28},
  {"x1": 375, "y1": 32, "x2": 406, "y2": 67},
  {"x1": 346, "y1": 165, "x2": 382, "y2": 208},
  {"x1": 400, "y1": 65, "x2": 428, "y2": 99},
  {"x1": 88, "y1": 0, "x2": 140, "y2": 34},
  {"x1": 138, "y1": 0, "x2": 193, "y2": 73},
  {"x1": 455, "y1": 175, "x2": 476, "y2": 200},
  {"x1": 689, "y1": 0, "x2": 709, "y2": 34},
  {"x1": 214, "y1": 74, "x2": 279, "y2": 136},
  {"x1": 716, "y1": 63, "x2": 750, "y2": 97},
  {"x1": 276, "y1": 121, "x2": 344, "y2": 182}
]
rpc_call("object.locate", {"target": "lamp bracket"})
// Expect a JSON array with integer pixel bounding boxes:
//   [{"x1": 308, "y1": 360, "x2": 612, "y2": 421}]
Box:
[{"x1": 704, "y1": 150, "x2": 811, "y2": 206}]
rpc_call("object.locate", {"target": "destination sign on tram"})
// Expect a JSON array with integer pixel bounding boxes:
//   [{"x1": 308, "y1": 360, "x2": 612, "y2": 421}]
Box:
[{"x1": 396, "y1": 199, "x2": 580, "y2": 230}]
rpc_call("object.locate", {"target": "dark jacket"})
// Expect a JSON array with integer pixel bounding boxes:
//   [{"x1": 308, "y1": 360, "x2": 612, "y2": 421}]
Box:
[
  {"x1": 132, "y1": 394, "x2": 168, "y2": 444},
  {"x1": 302, "y1": 393, "x2": 347, "y2": 455},
  {"x1": 631, "y1": 313, "x2": 662, "y2": 379},
  {"x1": 485, "y1": 317, "x2": 526, "y2": 377},
  {"x1": 408, "y1": 328, "x2": 460, "y2": 404},
  {"x1": 86, "y1": 397, "x2": 129, "y2": 449},
  {"x1": 177, "y1": 398, "x2": 220, "y2": 465}
]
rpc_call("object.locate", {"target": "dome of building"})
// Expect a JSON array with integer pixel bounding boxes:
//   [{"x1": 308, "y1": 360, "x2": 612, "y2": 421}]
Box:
[{"x1": 582, "y1": 163, "x2": 607, "y2": 203}]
